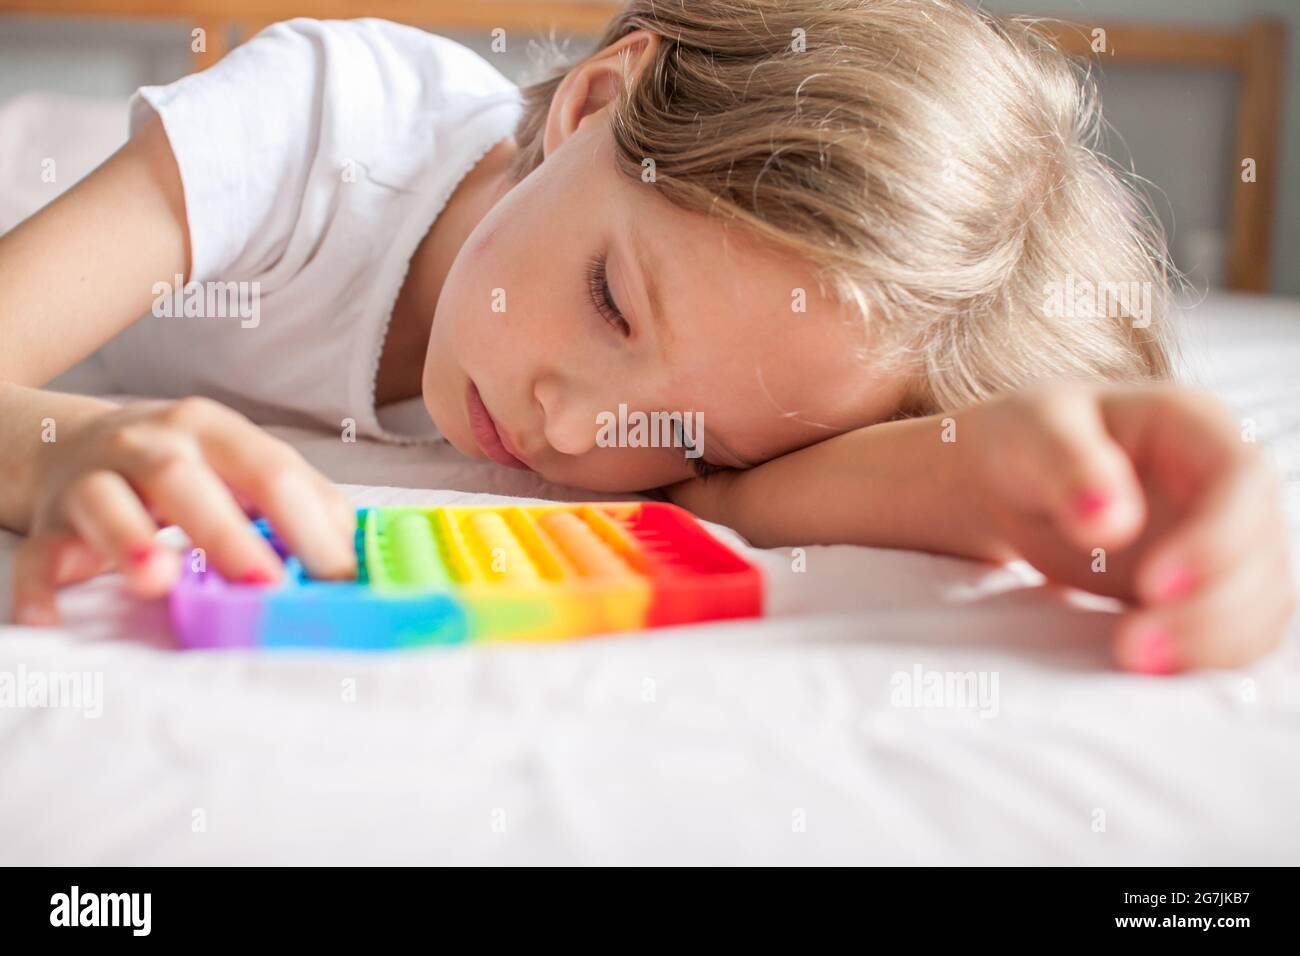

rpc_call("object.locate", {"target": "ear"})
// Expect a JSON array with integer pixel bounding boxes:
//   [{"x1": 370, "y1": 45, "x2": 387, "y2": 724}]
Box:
[{"x1": 543, "y1": 29, "x2": 661, "y2": 159}]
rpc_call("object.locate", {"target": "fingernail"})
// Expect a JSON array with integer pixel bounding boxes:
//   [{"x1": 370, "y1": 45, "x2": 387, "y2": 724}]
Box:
[
  {"x1": 1155, "y1": 565, "x2": 1197, "y2": 601},
  {"x1": 239, "y1": 568, "x2": 277, "y2": 586},
  {"x1": 1072, "y1": 490, "x2": 1109, "y2": 520},
  {"x1": 128, "y1": 543, "x2": 156, "y2": 566},
  {"x1": 1131, "y1": 629, "x2": 1179, "y2": 676}
]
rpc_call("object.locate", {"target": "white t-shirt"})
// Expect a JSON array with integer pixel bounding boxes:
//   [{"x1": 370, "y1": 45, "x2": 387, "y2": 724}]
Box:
[{"x1": 97, "y1": 18, "x2": 523, "y2": 442}]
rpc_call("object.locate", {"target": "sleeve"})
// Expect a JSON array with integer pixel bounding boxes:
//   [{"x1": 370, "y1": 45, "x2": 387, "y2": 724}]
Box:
[{"x1": 128, "y1": 19, "x2": 338, "y2": 284}]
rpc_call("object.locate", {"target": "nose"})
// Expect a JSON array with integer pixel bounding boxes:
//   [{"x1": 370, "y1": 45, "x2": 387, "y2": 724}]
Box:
[{"x1": 534, "y1": 376, "x2": 605, "y2": 457}]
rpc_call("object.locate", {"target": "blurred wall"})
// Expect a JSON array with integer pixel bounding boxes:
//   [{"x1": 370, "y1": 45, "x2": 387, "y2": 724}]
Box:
[
  {"x1": 0, "y1": 2, "x2": 1295, "y2": 295},
  {"x1": 988, "y1": 0, "x2": 1298, "y2": 297}
]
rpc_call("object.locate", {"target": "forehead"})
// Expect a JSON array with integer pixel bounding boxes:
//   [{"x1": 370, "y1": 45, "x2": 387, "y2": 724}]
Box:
[{"x1": 618, "y1": 182, "x2": 899, "y2": 462}]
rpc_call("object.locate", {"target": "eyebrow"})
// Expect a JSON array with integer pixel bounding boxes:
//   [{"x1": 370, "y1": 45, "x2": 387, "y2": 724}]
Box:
[
  {"x1": 621, "y1": 234, "x2": 754, "y2": 469},
  {"x1": 625, "y1": 229, "x2": 672, "y2": 353}
]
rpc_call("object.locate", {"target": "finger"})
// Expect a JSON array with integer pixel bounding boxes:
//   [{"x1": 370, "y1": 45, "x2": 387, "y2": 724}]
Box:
[
  {"x1": 12, "y1": 535, "x2": 62, "y2": 625},
  {"x1": 312, "y1": 473, "x2": 358, "y2": 547},
  {"x1": 107, "y1": 401, "x2": 351, "y2": 580},
  {"x1": 10, "y1": 533, "x2": 105, "y2": 625},
  {"x1": 1114, "y1": 541, "x2": 1295, "y2": 672},
  {"x1": 196, "y1": 427, "x2": 356, "y2": 579},
  {"x1": 62, "y1": 470, "x2": 176, "y2": 598},
  {"x1": 998, "y1": 391, "x2": 1146, "y2": 550},
  {"x1": 1133, "y1": 452, "x2": 1280, "y2": 607},
  {"x1": 132, "y1": 455, "x2": 284, "y2": 585},
  {"x1": 56, "y1": 539, "x2": 114, "y2": 583},
  {"x1": 1102, "y1": 387, "x2": 1241, "y2": 506},
  {"x1": 234, "y1": 468, "x2": 356, "y2": 580}
]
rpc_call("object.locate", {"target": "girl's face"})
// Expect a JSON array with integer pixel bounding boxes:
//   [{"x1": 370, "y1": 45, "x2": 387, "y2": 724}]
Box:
[{"x1": 422, "y1": 35, "x2": 909, "y2": 492}]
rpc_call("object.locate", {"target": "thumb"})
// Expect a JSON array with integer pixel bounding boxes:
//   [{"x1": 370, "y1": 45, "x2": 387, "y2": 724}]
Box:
[{"x1": 11, "y1": 534, "x2": 105, "y2": 626}]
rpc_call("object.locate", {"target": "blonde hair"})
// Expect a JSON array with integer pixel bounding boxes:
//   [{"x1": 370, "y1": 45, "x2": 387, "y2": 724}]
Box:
[{"x1": 511, "y1": 0, "x2": 1174, "y2": 414}]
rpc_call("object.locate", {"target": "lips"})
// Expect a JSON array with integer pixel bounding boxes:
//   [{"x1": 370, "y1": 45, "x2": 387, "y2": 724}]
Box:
[{"x1": 465, "y1": 381, "x2": 530, "y2": 470}]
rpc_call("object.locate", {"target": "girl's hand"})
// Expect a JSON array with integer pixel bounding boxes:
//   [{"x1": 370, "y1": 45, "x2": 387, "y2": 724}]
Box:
[
  {"x1": 966, "y1": 383, "x2": 1296, "y2": 673},
  {"x1": 11, "y1": 396, "x2": 356, "y2": 625}
]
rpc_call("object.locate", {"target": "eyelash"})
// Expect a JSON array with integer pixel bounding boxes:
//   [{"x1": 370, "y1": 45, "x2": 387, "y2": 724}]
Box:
[
  {"x1": 680, "y1": 433, "x2": 725, "y2": 479},
  {"x1": 690, "y1": 456, "x2": 725, "y2": 479},
  {"x1": 586, "y1": 255, "x2": 631, "y2": 337}
]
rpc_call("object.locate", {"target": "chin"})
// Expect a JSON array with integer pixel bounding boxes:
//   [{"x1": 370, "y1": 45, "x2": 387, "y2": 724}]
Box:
[
  {"x1": 420, "y1": 391, "x2": 441, "y2": 431},
  {"x1": 549, "y1": 470, "x2": 655, "y2": 495},
  {"x1": 421, "y1": 390, "x2": 459, "y2": 448}
]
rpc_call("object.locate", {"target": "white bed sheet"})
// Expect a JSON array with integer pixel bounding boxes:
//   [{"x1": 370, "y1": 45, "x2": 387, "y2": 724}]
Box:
[{"x1": 1, "y1": 93, "x2": 1297, "y2": 865}]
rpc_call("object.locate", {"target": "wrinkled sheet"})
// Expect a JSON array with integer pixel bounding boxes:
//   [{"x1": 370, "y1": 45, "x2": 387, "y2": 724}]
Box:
[{"x1": 1, "y1": 93, "x2": 1297, "y2": 864}]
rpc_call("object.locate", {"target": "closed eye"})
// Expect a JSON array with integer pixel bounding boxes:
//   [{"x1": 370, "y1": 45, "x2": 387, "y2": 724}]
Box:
[
  {"x1": 586, "y1": 254, "x2": 631, "y2": 337},
  {"x1": 670, "y1": 416, "x2": 728, "y2": 478},
  {"x1": 690, "y1": 456, "x2": 726, "y2": 479}
]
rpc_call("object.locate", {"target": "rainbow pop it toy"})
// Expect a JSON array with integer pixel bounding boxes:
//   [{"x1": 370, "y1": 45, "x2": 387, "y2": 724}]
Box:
[{"x1": 170, "y1": 502, "x2": 762, "y2": 649}]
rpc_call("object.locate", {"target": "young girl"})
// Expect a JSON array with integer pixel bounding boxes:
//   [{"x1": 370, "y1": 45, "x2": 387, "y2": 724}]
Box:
[{"x1": 0, "y1": 1, "x2": 1292, "y2": 673}]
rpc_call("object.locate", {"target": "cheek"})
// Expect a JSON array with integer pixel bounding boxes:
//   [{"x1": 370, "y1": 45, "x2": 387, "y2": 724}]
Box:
[
  {"x1": 450, "y1": 235, "x2": 588, "y2": 375},
  {"x1": 435, "y1": 244, "x2": 516, "y2": 362},
  {"x1": 422, "y1": 240, "x2": 504, "y2": 430}
]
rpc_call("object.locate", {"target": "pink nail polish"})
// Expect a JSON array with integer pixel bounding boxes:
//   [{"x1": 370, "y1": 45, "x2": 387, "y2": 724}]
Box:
[
  {"x1": 128, "y1": 543, "x2": 155, "y2": 566},
  {"x1": 1156, "y1": 566, "x2": 1197, "y2": 601},
  {"x1": 1132, "y1": 630, "x2": 1178, "y2": 675},
  {"x1": 240, "y1": 568, "x2": 275, "y2": 586},
  {"x1": 1072, "y1": 490, "x2": 1109, "y2": 519}
]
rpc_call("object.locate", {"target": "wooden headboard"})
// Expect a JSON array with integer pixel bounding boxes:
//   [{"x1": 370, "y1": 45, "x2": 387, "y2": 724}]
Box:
[
  {"x1": 1037, "y1": 18, "x2": 1287, "y2": 293},
  {"x1": 0, "y1": 1, "x2": 1288, "y2": 292}
]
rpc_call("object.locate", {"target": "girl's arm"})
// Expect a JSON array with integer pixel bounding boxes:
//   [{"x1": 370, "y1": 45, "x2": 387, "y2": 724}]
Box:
[
  {"x1": 671, "y1": 411, "x2": 1011, "y2": 562},
  {"x1": 670, "y1": 383, "x2": 1296, "y2": 672},
  {"x1": 0, "y1": 116, "x2": 190, "y2": 389},
  {"x1": 1, "y1": 118, "x2": 356, "y2": 624},
  {"x1": 0, "y1": 116, "x2": 189, "y2": 531}
]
